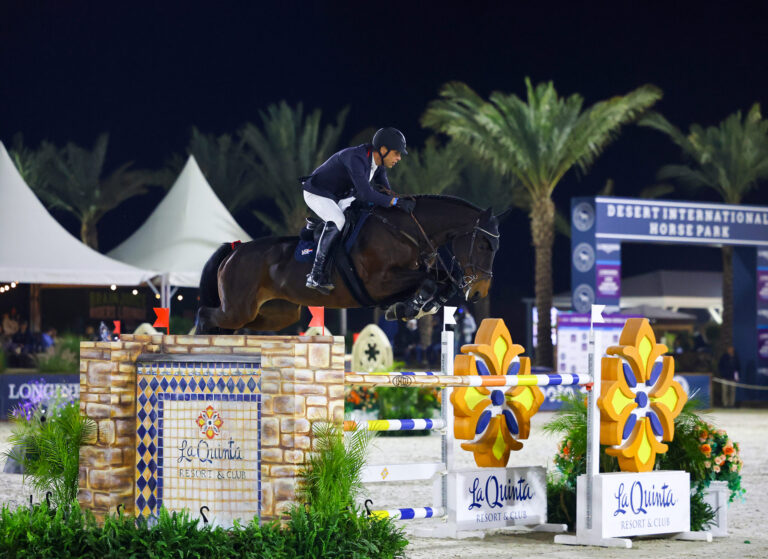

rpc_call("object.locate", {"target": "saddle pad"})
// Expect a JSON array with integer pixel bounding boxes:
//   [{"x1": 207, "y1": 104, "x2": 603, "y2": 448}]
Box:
[
  {"x1": 294, "y1": 239, "x2": 316, "y2": 262},
  {"x1": 292, "y1": 211, "x2": 371, "y2": 263}
]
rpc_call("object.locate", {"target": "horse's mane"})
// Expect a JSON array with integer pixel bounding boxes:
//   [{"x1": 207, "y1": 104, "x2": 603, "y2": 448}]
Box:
[{"x1": 412, "y1": 194, "x2": 484, "y2": 212}]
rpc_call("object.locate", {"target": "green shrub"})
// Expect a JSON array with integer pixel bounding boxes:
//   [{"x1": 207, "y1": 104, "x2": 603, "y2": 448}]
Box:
[
  {"x1": 375, "y1": 386, "x2": 440, "y2": 437},
  {"x1": 3, "y1": 402, "x2": 96, "y2": 510},
  {"x1": 298, "y1": 422, "x2": 373, "y2": 517},
  {"x1": 0, "y1": 347, "x2": 7, "y2": 373},
  {"x1": 35, "y1": 334, "x2": 82, "y2": 374},
  {"x1": 0, "y1": 503, "x2": 407, "y2": 559}
]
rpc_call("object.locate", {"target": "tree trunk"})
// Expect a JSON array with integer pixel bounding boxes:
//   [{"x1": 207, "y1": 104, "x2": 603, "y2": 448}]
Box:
[
  {"x1": 720, "y1": 246, "x2": 733, "y2": 354},
  {"x1": 81, "y1": 219, "x2": 99, "y2": 250},
  {"x1": 530, "y1": 196, "x2": 555, "y2": 368}
]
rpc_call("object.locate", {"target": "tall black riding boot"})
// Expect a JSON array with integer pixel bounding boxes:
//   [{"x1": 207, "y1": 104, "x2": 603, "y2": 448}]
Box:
[{"x1": 306, "y1": 221, "x2": 341, "y2": 294}]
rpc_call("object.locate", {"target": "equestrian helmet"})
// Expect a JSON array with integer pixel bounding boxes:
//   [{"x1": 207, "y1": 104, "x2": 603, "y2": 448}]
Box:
[{"x1": 373, "y1": 127, "x2": 408, "y2": 155}]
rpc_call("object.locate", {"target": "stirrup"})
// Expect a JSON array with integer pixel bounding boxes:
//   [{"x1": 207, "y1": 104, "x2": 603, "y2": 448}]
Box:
[{"x1": 305, "y1": 273, "x2": 334, "y2": 295}]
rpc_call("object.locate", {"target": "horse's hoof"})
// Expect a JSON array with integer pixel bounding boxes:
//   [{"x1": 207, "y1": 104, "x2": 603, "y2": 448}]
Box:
[{"x1": 385, "y1": 302, "x2": 414, "y2": 321}]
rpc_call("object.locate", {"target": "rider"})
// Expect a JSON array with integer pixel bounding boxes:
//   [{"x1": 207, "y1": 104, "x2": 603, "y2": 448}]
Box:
[{"x1": 301, "y1": 127, "x2": 415, "y2": 293}]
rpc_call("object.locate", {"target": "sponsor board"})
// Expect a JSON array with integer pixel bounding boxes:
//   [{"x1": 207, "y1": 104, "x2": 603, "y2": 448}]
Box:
[
  {"x1": 451, "y1": 466, "x2": 547, "y2": 530},
  {"x1": 576, "y1": 471, "x2": 690, "y2": 537}
]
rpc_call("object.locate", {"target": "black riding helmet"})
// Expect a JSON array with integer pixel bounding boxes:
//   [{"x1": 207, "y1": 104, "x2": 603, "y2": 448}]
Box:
[{"x1": 372, "y1": 127, "x2": 408, "y2": 160}]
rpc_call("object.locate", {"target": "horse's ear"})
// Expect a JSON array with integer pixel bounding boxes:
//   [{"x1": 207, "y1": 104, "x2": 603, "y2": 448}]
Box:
[{"x1": 495, "y1": 207, "x2": 513, "y2": 223}]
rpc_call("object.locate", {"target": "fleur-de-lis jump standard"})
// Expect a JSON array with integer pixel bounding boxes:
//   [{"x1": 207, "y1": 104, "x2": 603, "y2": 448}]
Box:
[
  {"x1": 452, "y1": 319, "x2": 544, "y2": 467},
  {"x1": 598, "y1": 318, "x2": 687, "y2": 472}
]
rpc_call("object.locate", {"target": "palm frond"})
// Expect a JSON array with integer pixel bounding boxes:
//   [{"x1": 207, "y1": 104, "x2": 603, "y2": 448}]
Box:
[{"x1": 241, "y1": 101, "x2": 348, "y2": 235}]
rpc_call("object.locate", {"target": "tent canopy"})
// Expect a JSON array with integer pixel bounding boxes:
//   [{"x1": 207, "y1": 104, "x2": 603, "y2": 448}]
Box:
[
  {"x1": 108, "y1": 156, "x2": 252, "y2": 287},
  {"x1": 0, "y1": 142, "x2": 155, "y2": 286}
]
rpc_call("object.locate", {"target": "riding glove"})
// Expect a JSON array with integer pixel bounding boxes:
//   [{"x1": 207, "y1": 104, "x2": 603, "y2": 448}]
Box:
[{"x1": 395, "y1": 198, "x2": 416, "y2": 214}]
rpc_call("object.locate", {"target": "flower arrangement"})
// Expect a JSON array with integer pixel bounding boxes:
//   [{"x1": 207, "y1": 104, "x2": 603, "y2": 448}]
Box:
[
  {"x1": 553, "y1": 438, "x2": 584, "y2": 487},
  {"x1": 344, "y1": 385, "x2": 378, "y2": 413},
  {"x1": 696, "y1": 420, "x2": 744, "y2": 502}
]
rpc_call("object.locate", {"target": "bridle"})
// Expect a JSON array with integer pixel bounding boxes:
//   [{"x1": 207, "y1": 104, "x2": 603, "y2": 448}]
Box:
[{"x1": 445, "y1": 218, "x2": 498, "y2": 292}]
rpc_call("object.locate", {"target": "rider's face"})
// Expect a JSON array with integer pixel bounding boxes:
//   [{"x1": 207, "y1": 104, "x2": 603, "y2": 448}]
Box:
[{"x1": 381, "y1": 148, "x2": 402, "y2": 168}]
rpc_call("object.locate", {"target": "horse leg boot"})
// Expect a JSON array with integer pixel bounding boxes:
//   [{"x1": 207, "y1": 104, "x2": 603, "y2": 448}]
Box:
[
  {"x1": 306, "y1": 221, "x2": 341, "y2": 294},
  {"x1": 385, "y1": 279, "x2": 439, "y2": 321}
]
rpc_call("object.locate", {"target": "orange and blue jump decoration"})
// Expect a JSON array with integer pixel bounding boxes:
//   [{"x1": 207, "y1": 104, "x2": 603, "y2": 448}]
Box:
[
  {"x1": 451, "y1": 319, "x2": 545, "y2": 468},
  {"x1": 598, "y1": 318, "x2": 687, "y2": 472}
]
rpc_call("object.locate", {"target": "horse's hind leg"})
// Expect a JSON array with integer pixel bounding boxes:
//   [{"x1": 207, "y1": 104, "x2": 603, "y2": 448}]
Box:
[
  {"x1": 195, "y1": 305, "x2": 239, "y2": 335},
  {"x1": 241, "y1": 300, "x2": 302, "y2": 333}
]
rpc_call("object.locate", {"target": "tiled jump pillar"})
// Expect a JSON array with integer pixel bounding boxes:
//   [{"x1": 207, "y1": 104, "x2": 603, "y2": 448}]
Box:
[{"x1": 78, "y1": 334, "x2": 345, "y2": 523}]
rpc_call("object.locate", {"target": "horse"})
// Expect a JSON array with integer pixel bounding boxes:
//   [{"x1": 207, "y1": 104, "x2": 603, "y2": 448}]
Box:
[{"x1": 194, "y1": 195, "x2": 506, "y2": 334}]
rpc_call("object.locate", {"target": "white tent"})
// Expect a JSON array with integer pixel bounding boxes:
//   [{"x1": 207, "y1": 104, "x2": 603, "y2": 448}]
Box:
[
  {"x1": 108, "y1": 156, "x2": 252, "y2": 305},
  {"x1": 0, "y1": 141, "x2": 155, "y2": 286}
]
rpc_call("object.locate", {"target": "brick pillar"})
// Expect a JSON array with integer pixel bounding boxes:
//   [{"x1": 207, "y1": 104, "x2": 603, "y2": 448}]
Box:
[
  {"x1": 78, "y1": 334, "x2": 345, "y2": 523},
  {"x1": 78, "y1": 338, "x2": 152, "y2": 519},
  {"x1": 260, "y1": 337, "x2": 345, "y2": 519}
]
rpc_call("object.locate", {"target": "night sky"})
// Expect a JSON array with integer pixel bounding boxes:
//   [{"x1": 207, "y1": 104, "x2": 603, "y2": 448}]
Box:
[{"x1": 3, "y1": 1, "x2": 768, "y2": 327}]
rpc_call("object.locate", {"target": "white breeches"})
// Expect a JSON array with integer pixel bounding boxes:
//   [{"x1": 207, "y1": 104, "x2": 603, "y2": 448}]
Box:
[{"x1": 303, "y1": 191, "x2": 355, "y2": 229}]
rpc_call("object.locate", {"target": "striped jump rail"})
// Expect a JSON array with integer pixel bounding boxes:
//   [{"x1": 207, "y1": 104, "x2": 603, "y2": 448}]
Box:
[
  {"x1": 343, "y1": 418, "x2": 446, "y2": 432},
  {"x1": 345, "y1": 372, "x2": 592, "y2": 388},
  {"x1": 369, "y1": 506, "x2": 445, "y2": 521}
]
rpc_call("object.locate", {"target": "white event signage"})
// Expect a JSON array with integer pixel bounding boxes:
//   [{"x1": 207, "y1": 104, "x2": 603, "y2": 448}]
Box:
[
  {"x1": 575, "y1": 471, "x2": 690, "y2": 538},
  {"x1": 450, "y1": 466, "x2": 547, "y2": 530}
]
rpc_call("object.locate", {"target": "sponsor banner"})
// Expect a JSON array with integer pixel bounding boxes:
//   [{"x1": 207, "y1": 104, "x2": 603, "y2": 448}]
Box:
[
  {"x1": 577, "y1": 471, "x2": 690, "y2": 537},
  {"x1": 596, "y1": 264, "x2": 621, "y2": 299},
  {"x1": 451, "y1": 466, "x2": 547, "y2": 530},
  {"x1": 594, "y1": 197, "x2": 768, "y2": 246},
  {"x1": 0, "y1": 374, "x2": 79, "y2": 417},
  {"x1": 555, "y1": 314, "x2": 635, "y2": 379}
]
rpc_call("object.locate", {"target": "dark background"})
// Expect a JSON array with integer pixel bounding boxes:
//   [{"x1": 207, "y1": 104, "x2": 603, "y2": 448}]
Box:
[{"x1": 2, "y1": 1, "x2": 768, "y2": 336}]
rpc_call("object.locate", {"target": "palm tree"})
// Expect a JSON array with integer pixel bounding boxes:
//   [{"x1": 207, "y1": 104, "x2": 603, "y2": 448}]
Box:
[
  {"x1": 9, "y1": 134, "x2": 45, "y2": 190},
  {"x1": 640, "y1": 104, "x2": 768, "y2": 352},
  {"x1": 387, "y1": 136, "x2": 465, "y2": 195},
  {"x1": 181, "y1": 127, "x2": 260, "y2": 214},
  {"x1": 422, "y1": 79, "x2": 662, "y2": 366},
  {"x1": 18, "y1": 134, "x2": 163, "y2": 250},
  {"x1": 241, "y1": 102, "x2": 349, "y2": 236}
]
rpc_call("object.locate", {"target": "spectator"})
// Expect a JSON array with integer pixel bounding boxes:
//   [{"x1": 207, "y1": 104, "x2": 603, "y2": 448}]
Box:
[
  {"x1": 455, "y1": 306, "x2": 477, "y2": 353},
  {"x1": 85, "y1": 325, "x2": 98, "y2": 341},
  {"x1": 2, "y1": 312, "x2": 19, "y2": 337},
  {"x1": 9, "y1": 320, "x2": 35, "y2": 367},
  {"x1": 717, "y1": 346, "x2": 740, "y2": 408},
  {"x1": 41, "y1": 327, "x2": 57, "y2": 350}
]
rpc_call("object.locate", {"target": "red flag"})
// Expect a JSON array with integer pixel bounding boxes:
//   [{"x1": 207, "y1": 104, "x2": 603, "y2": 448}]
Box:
[
  {"x1": 308, "y1": 306, "x2": 325, "y2": 335},
  {"x1": 153, "y1": 308, "x2": 170, "y2": 334},
  {"x1": 113, "y1": 320, "x2": 121, "y2": 336}
]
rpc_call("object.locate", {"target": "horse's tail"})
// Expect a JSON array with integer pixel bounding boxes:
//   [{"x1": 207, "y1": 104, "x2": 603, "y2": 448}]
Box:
[{"x1": 198, "y1": 243, "x2": 235, "y2": 308}]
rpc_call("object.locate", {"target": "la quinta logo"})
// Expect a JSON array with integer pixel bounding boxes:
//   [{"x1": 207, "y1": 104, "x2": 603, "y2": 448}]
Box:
[{"x1": 197, "y1": 405, "x2": 223, "y2": 439}]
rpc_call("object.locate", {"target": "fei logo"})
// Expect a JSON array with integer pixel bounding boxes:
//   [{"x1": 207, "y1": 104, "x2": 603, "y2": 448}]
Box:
[{"x1": 197, "y1": 405, "x2": 224, "y2": 439}]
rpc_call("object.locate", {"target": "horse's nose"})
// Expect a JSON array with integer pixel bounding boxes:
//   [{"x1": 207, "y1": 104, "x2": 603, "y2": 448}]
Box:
[{"x1": 470, "y1": 292, "x2": 481, "y2": 303}]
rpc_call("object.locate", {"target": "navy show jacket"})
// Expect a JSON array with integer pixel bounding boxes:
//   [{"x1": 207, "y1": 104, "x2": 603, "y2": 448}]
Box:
[{"x1": 302, "y1": 144, "x2": 395, "y2": 207}]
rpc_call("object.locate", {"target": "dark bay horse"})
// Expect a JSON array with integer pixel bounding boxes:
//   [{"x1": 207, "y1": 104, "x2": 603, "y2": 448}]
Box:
[{"x1": 195, "y1": 195, "x2": 505, "y2": 333}]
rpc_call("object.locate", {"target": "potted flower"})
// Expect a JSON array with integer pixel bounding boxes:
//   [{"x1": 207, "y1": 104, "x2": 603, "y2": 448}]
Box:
[{"x1": 693, "y1": 421, "x2": 745, "y2": 536}]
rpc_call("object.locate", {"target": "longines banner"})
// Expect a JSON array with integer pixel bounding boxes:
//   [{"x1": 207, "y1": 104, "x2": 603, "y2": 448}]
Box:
[
  {"x1": 0, "y1": 374, "x2": 79, "y2": 417},
  {"x1": 451, "y1": 466, "x2": 547, "y2": 530},
  {"x1": 588, "y1": 197, "x2": 768, "y2": 246}
]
